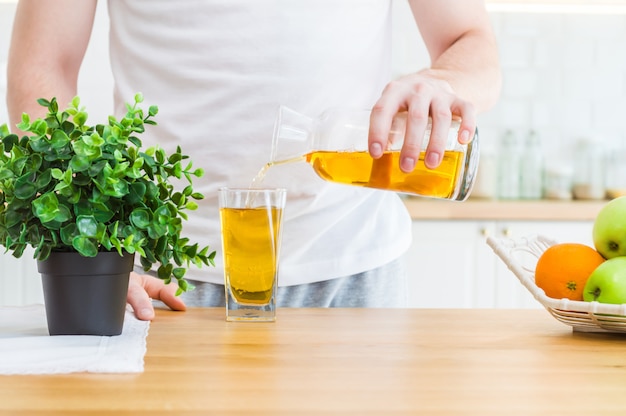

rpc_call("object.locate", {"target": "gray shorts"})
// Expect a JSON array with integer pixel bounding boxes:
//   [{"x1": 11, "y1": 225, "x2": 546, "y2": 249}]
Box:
[{"x1": 175, "y1": 257, "x2": 408, "y2": 308}]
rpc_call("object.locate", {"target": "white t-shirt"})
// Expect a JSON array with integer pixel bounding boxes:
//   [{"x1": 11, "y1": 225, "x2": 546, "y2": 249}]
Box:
[{"x1": 106, "y1": 0, "x2": 413, "y2": 285}]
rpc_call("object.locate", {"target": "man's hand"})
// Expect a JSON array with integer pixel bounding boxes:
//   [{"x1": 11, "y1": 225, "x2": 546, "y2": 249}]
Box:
[
  {"x1": 368, "y1": 0, "x2": 501, "y2": 173},
  {"x1": 127, "y1": 272, "x2": 187, "y2": 321},
  {"x1": 368, "y1": 73, "x2": 476, "y2": 173}
]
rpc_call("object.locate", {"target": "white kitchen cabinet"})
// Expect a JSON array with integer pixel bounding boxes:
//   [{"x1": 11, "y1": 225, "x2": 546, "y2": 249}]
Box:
[{"x1": 405, "y1": 219, "x2": 594, "y2": 309}]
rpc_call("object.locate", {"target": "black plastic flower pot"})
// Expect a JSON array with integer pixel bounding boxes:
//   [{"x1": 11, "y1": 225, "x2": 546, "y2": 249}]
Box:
[{"x1": 37, "y1": 251, "x2": 135, "y2": 336}]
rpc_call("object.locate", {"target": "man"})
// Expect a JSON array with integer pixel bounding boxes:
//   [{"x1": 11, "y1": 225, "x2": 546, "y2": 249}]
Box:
[{"x1": 7, "y1": 0, "x2": 501, "y2": 319}]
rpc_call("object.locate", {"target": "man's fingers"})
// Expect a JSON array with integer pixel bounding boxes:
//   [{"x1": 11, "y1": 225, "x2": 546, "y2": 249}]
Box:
[
  {"x1": 127, "y1": 275, "x2": 156, "y2": 321},
  {"x1": 127, "y1": 272, "x2": 188, "y2": 320}
]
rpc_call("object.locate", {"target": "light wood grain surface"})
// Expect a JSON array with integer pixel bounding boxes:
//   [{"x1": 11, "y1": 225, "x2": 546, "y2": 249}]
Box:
[{"x1": 2, "y1": 307, "x2": 626, "y2": 415}]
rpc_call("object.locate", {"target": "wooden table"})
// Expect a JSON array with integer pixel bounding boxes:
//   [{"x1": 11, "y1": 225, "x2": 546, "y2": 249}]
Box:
[{"x1": 2, "y1": 308, "x2": 626, "y2": 415}]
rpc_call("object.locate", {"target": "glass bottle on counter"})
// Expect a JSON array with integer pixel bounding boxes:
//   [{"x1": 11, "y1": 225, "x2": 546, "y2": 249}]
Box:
[
  {"x1": 497, "y1": 129, "x2": 520, "y2": 199},
  {"x1": 543, "y1": 163, "x2": 573, "y2": 200},
  {"x1": 519, "y1": 129, "x2": 543, "y2": 199},
  {"x1": 605, "y1": 143, "x2": 626, "y2": 199},
  {"x1": 572, "y1": 137, "x2": 605, "y2": 200}
]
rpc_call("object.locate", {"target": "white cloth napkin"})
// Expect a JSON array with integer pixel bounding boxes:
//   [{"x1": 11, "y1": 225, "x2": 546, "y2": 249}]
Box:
[{"x1": 0, "y1": 304, "x2": 150, "y2": 374}]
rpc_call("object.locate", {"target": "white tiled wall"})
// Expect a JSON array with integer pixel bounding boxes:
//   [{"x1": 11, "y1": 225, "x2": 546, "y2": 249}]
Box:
[
  {"x1": 2, "y1": 3, "x2": 626, "y2": 305},
  {"x1": 392, "y1": 3, "x2": 626, "y2": 163},
  {"x1": 483, "y1": 11, "x2": 626, "y2": 161}
]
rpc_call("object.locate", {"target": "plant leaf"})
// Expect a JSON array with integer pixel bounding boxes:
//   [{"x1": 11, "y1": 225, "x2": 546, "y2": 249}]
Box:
[
  {"x1": 130, "y1": 208, "x2": 151, "y2": 229},
  {"x1": 32, "y1": 193, "x2": 59, "y2": 223},
  {"x1": 76, "y1": 215, "x2": 98, "y2": 237},
  {"x1": 72, "y1": 236, "x2": 98, "y2": 257},
  {"x1": 14, "y1": 173, "x2": 38, "y2": 200}
]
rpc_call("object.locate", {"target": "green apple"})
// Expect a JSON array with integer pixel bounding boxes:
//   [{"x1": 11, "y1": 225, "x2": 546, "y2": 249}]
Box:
[
  {"x1": 583, "y1": 257, "x2": 626, "y2": 303},
  {"x1": 593, "y1": 196, "x2": 626, "y2": 259}
]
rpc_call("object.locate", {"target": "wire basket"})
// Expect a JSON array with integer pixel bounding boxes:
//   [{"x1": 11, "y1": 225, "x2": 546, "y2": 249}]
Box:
[{"x1": 487, "y1": 234, "x2": 626, "y2": 333}]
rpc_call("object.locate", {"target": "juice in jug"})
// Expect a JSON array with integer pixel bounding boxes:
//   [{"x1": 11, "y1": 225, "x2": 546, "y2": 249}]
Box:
[{"x1": 262, "y1": 106, "x2": 478, "y2": 201}]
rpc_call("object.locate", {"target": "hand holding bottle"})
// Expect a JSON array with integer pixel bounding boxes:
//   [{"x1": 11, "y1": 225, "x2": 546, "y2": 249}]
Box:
[{"x1": 367, "y1": 73, "x2": 477, "y2": 172}]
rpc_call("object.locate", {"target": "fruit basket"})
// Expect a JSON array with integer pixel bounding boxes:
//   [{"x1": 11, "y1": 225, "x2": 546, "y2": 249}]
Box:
[{"x1": 487, "y1": 234, "x2": 626, "y2": 333}]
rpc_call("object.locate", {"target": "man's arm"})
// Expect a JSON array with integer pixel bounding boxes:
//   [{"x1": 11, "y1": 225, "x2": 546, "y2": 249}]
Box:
[
  {"x1": 6, "y1": 0, "x2": 98, "y2": 128},
  {"x1": 369, "y1": 0, "x2": 501, "y2": 172},
  {"x1": 410, "y1": 0, "x2": 501, "y2": 112}
]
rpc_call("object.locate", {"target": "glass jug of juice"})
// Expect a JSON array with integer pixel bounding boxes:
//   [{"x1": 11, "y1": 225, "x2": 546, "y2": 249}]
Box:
[{"x1": 269, "y1": 106, "x2": 479, "y2": 201}]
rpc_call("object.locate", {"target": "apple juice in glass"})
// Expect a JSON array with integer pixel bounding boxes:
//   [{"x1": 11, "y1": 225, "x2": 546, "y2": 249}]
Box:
[
  {"x1": 218, "y1": 187, "x2": 286, "y2": 321},
  {"x1": 261, "y1": 106, "x2": 479, "y2": 201}
]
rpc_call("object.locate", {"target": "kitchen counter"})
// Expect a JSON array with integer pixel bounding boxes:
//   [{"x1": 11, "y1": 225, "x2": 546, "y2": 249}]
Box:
[
  {"x1": 404, "y1": 197, "x2": 606, "y2": 221},
  {"x1": 2, "y1": 307, "x2": 626, "y2": 414}
]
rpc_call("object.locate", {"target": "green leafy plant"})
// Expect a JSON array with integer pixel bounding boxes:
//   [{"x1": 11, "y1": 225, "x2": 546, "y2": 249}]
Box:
[{"x1": 0, "y1": 93, "x2": 215, "y2": 294}]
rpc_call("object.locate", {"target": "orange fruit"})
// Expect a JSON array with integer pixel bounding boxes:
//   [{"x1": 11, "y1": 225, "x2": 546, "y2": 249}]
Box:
[{"x1": 535, "y1": 243, "x2": 605, "y2": 300}]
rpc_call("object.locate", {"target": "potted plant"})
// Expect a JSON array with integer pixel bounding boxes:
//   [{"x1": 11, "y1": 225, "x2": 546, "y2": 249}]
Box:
[{"x1": 0, "y1": 93, "x2": 215, "y2": 335}]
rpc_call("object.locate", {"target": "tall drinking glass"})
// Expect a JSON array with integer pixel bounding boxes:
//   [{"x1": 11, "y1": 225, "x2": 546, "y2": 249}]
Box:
[{"x1": 218, "y1": 187, "x2": 286, "y2": 321}]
